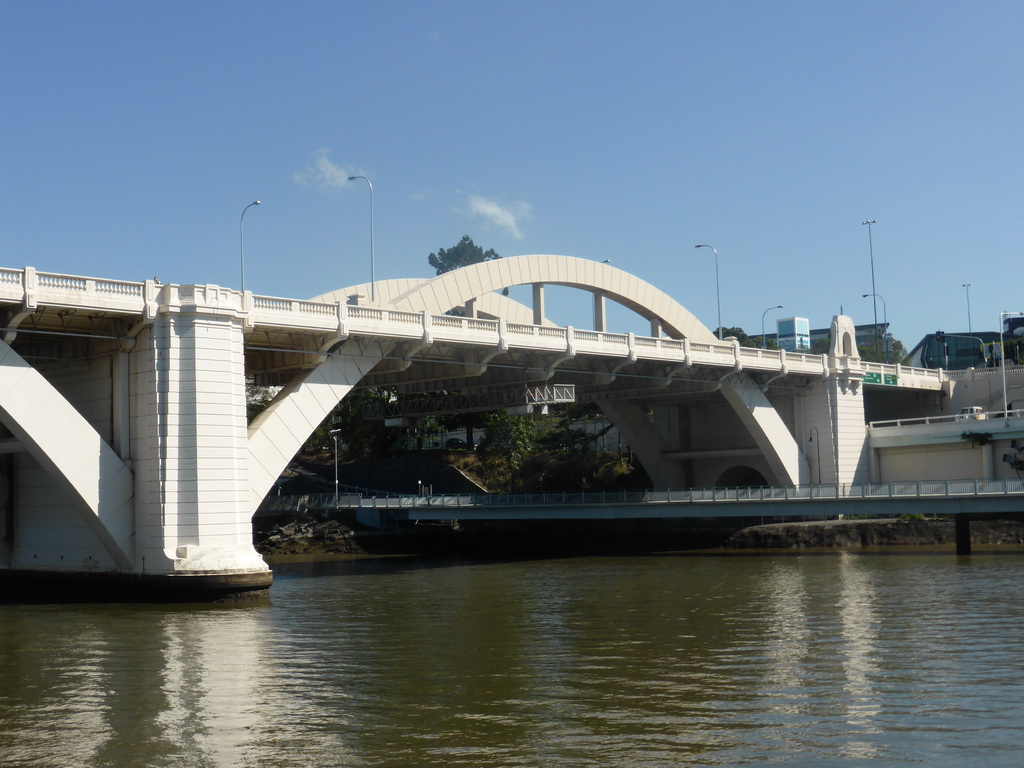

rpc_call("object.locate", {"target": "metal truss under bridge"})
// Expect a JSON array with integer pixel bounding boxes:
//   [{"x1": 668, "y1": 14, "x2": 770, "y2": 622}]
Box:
[{"x1": 363, "y1": 384, "x2": 576, "y2": 419}]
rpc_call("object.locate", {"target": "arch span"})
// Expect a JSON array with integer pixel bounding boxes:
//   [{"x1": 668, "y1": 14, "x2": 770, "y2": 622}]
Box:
[
  {"x1": 318, "y1": 255, "x2": 716, "y2": 341},
  {"x1": 307, "y1": 255, "x2": 807, "y2": 487}
]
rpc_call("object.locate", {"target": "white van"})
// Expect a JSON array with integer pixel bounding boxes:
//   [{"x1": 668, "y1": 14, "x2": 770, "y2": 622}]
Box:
[{"x1": 956, "y1": 406, "x2": 987, "y2": 421}]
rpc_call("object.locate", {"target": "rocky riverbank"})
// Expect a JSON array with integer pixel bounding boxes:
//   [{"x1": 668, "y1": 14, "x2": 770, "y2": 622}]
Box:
[
  {"x1": 255, "y1": 513, "x2": 367, "y2": 556},
  {"x1": 253, "y1": 512, "x2": 1024, "y2": 558},
  {"x1": 252, "y1": 512, "x2": 735, "y2": 558},
  {"x1": 725, "y1": 518, "x2": 1024, "y2": 549}
]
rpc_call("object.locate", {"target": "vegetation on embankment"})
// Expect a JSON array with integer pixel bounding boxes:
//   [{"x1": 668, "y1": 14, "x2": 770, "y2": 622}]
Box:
[{"x1": 253, "y1": 507, "x2": 1024, "y2": 559}]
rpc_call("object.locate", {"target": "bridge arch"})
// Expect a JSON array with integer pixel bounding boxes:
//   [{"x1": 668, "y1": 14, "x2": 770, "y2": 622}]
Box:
[
  {"x1": 294, "y1": 255, "x2": 807, "y2": 490},
  {"x1": 317, "y1": 255, "x2": 717, "y2": 342}
]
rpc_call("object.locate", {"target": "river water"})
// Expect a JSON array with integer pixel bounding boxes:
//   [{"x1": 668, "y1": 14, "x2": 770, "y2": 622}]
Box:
[{"x1": 3, "y1": 551, "x2": 1024, "y2": 767}]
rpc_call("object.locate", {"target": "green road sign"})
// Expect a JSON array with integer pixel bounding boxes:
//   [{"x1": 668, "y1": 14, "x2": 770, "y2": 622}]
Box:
[{"x1": 863, "y1": 371, "x2": 898, "y2": 386}]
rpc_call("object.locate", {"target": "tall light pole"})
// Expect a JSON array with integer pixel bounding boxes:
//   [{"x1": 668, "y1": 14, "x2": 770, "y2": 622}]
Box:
[
  {"x1": 694, "y1": 244, "x2": 722, "y2": 340},
  {"x1": 862, "y1": 220, "x2": 879, "y2": 356},
  {"x1": 348, "y1": 175, "x2": 375, "y2": 303},
  {"x1": 962, "y1": 283, "x2": 973, "y2": 333},
  {"x1": 329, "y1": 428, "x2": 340, "y2": 503},
  {"x1": 862, "y1": 293, "x2": 889, "y2": 363},
  {"x1": 239, "y1": 200, "x2": 261, "y2": 294},
  {"x1": 761, "y1": 305, "x2": 783, "y2": 349}
]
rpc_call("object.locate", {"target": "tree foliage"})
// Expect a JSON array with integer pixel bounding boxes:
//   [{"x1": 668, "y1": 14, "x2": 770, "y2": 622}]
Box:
[
  {"x1": 321, "y1": 388, "x2": 395, "y2": 460},
  {"x1": 808, "y1": 330, "x2": 907, "y2": 363},
  {"x1": 716, "y1": 326, "x2": 759, "y2": 348},
  {"x1": 477, "y1": 411, "x2": 536, "y2": 491},
  {"x1": 428, "y1": 235, "x2": 500, "y2": 275},
  {"x1": 859, "y1": 330, "x2": 908, "y2": 364}
]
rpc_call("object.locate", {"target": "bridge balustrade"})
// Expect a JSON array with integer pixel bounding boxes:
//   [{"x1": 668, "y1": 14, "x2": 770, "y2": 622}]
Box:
[{"x1": 0, "y1": 266, "x2": 946, "y2": 390}]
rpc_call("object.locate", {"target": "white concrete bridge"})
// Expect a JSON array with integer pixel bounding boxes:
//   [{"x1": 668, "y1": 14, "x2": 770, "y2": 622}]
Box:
[{"x1": 0, "y1": 257, "x2": 1020, "y2": 598}]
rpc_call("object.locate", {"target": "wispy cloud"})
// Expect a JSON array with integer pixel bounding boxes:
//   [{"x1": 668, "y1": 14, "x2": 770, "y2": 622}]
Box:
[
  {"x1": 294, "y1": 149, "x2": 354, "y2": 189},
  {"x1": 467, "y1": 194, "x2": 530, "y2": 239}
]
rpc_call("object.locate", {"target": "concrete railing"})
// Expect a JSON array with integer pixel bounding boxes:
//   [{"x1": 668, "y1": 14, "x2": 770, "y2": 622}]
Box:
[
  {"x1": 0, "y1": 265, "x2": 944, "y2": 389},
  {"x1": 0, "y1": 267, "x2": 149, "y2": 314},
  {"x1": 944, "y1": 364, "x2": 1024, "y2": 380}
]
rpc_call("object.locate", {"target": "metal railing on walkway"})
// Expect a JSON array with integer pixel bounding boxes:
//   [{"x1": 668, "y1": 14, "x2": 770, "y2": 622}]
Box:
[
  {"x1": 869, "y1": 408, "x2": 1024, "y2": 430},
  {"x1": 262, "y1": 477, "x2": 1024, "y2": 514}
]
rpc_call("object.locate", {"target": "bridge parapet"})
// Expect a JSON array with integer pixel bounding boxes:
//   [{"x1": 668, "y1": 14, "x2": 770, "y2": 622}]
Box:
[
  {"x1": 0, "y1": 267, "x2": 945, "y2": 393},
  {"x1": 248, "y1": 296, "x2": 838, "y2": 376},
  {"x1": 858, "y1": 360, "x2": 945, "y2": 390},
  {"x1": 0, "y1": 267, "x2": 148, "y2": 315}
]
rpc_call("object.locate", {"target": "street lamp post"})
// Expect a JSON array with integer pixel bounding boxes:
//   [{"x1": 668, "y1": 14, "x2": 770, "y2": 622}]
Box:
[
  {"x1": 347, "y1": 175, "x2": 375, "y2": 303},
  {"x1": 239, "y1": 200, "x2": 261, "y2": 294},
  {"x1": 862, "y1": 293, "x2": 888, "y2": 363},
  {"x1": 761, "y1": 305, "x2": 783, "y2": 349},
  {"x1": 329, "y1": 428, "x2": 340, "y2": 503},
  {"x1": 963, "y1": 283, "x2": 973, "y2": 333},
  {"x1": 694, "y1": 244, "x2": 722, "y2": 340},
  {"x1": 862, "y1": 220, "x2": 879, "y2": 356}
]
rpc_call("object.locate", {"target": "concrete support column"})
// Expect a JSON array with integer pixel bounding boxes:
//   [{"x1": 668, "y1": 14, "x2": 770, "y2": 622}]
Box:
[
  {"x1": 599, "y1": 400, "x2": 687, "y2": 488},
  {"x1": 982, "y1": 442, "x2": 994, "y2": 479},
  {"x1": 112, "y1": 349, "x2": 131, "y2": 461},
  {"x1": 593, "y1": 291, "x2": 606, "y2": 332},
  {"x1": 955, "y1": 514, "x2": 972, "y2": 555},
  {"x1": 532, "y1": 283, "x2": 545, "y2": 326},
  {"x1": 803, "y1": 315, "x2": 870, "y2": 486},
  {"x1": 130, "y1": 285, "x2": 267, "y2": 577}
]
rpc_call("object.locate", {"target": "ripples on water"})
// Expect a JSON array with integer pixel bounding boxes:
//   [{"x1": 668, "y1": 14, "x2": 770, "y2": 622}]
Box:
[{"x1": 3, "y1": 552, "x2": 1024, "y2": 767}]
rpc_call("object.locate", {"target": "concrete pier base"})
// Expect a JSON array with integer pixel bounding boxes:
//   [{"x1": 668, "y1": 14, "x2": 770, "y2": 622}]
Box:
[
  {"x1": 955, "y1": 514, "x2": 972, "y2": 555},
  {"x1": 0, "y1": 568, "x2": 272, "y2": 603}
]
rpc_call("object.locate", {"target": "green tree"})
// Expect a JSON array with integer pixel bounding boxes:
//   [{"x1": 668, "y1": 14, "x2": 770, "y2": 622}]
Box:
[
  {"x1": 809, "y1": 337, "x2": 830, "y2": 356},
  {"x1": 858, "y1": 332, "x2": 907, "y2": 364},
  {"x1": 807, "y1": 332, "x2": 907, "y2": 363},
  {"x1": 535, "y1": 402, "x2": 610, "y2": 453},
  {"x1": 428, "y1": 235, "x2": 500, "y2": 275},
  {"x1": 716, "y1": 326, "x2": 759, "y2": 348},
  {"x1": 322, "y1": 388, "x2": 395, "y2": 459},
  {"x1": 477, "y1": 411, "x2": 536, "y2": 491},
  {"x1": 246, "y1": 378, "x2": 275, "y2": 423}
]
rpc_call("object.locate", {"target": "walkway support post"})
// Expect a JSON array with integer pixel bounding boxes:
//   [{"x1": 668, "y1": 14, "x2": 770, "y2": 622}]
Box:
[{"x1": 955, "y1": 514, "x2": 972, "y2": 555}]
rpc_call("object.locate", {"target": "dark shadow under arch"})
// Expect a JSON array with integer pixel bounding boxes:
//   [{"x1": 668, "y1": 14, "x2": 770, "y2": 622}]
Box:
[{"x1": 715, "y1": 465, "x2": 768, "y2": 488}]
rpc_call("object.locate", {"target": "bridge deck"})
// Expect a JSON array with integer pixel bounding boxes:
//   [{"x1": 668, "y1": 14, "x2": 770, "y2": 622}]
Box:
[{"x1": 0, "y1": 266, "x2": 945, "y2": 390}]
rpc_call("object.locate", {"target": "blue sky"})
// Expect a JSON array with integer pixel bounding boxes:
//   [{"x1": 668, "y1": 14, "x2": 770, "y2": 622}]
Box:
[{"x1": 3, "y1": 1, "x2": 1023, "y2": 348}]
